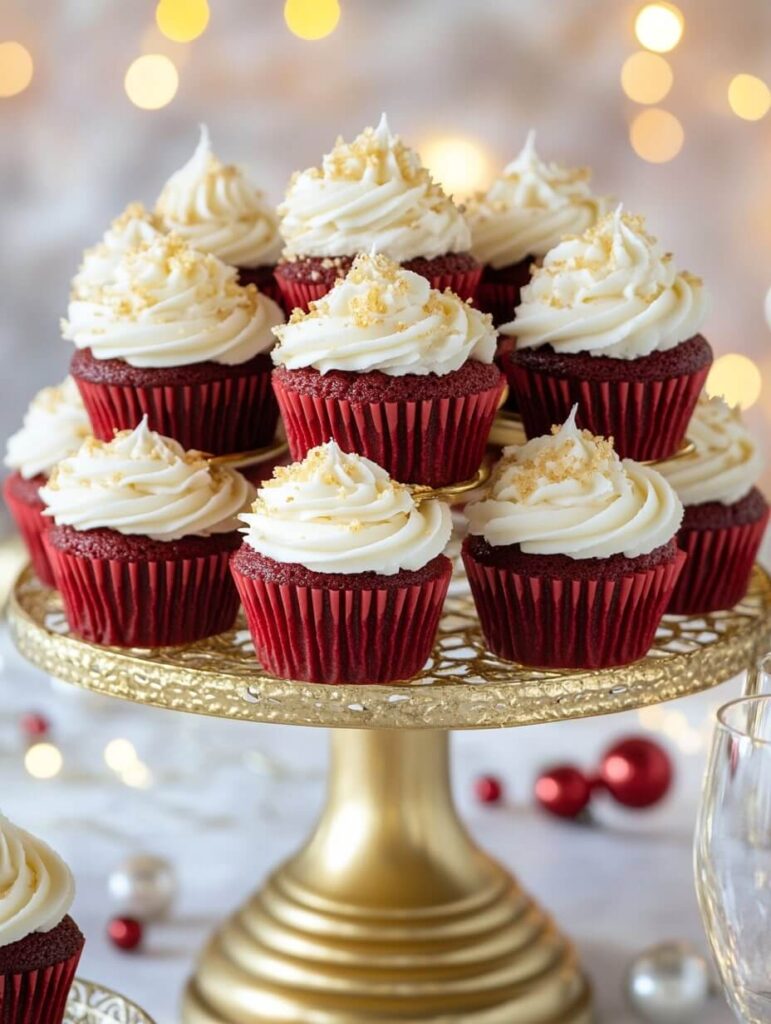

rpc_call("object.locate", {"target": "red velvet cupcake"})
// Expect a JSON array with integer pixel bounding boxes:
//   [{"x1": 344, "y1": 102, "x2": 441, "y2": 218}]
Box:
[
  {"x1": 40, "y1": 419, "x2": 252, "y2": 647},
  {"x1": 3, "y1": 377, "x2": 91, "y2": 586},
  {"x1": 275, "y1": 115, "x2": 480, "y2": 311},
  {"x1": 271, "y1": 252, "x2": 504, "y2": 486},
  {"x1": 231, "y1": 441, "x2": 453, "y2": 683},
  {"x1": 64, "y1": 234, "x2": 284, "y2": 456},
  {"x1": 658, "y1": 394, "x2": 769, "y2": 612},
  {"x1": 467, "y1": 131, "x2": 606, "y2": 326},
  {"x1": 462, "y1": 407, "x2": 685, "y2": 668},
  {"x1": 154, "y1": 126, "x2": 282, "y2": 305},
  {"x1": 501, "y1": 209, "x2": 712, "y2": 461},
  {"x1": 0, "y1": 813, "x2": 85, "y2": 1024}
]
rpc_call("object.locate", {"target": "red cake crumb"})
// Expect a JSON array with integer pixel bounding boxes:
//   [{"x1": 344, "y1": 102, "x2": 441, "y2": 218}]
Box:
[
  {"x1": 0, "y1": 916, "x2": 84, "y2": 975},
  {"x1": 70, "y1": 347, "x2": 273, "y2": 388},
  {"x1": 4, "y1": 471, "x2": 46, "y2": 505},
  {"x1": 275, "y1": 251, "x2": 479, "y2": 288},
  {"x1": 232, "y1": 544, "x2": 451, "y2": 591},
  {"x1": 49, "y1": 524, "x2": 242, "y2": 561},
  {"x1": 464, "y1": 535, "x2": 678, "y2": 580},
  {"x1": 681, "y1": 488, "x2": 767, "y2": 529}
]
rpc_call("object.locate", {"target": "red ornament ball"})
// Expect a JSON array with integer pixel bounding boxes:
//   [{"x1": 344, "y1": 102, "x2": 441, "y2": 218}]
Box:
[
  {"x1": 474, "y1": 775, "x2": 503, "y2": 804},
  {"x1": 108, "y1": 916, "x2": 143, "y2": 951},
  {"x1": 535, "y1": 766, "x2": 591, "y2": 819},
  {"x1": 599, "y1": 737, "x2": 673, "y2": 808},
  {"x1": 20, "y1": 712, "x2": 49, "y2": 739}
]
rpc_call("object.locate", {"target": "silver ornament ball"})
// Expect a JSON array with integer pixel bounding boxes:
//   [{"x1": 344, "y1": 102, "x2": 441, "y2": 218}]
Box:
[
  {"x1": 627, "y1": 942, "x2": 712, "y2": 1023},
  {"x1": 108, "y1": 854, "x2": 177, "y2": 921}
]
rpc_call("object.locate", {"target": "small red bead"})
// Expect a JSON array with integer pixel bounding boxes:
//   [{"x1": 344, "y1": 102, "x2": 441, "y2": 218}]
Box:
[
  {"x1": 108, "y1": 916, "x2": 143, "y2": 951},
  {"x1": 599, "y1": 737, "x2": 673, "y2": 809},
  {"x1": 535, "y1": 766, "x2": 592, "y2": 819},
  {"x1": 474, "y1": 775, "x2": 503, "y2": 804},
  {"x1": 20, "y1": 712, "x2": 49, "y2": 738}
]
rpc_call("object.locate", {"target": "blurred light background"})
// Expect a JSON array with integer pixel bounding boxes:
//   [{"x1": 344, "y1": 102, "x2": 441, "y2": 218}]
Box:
[{"x1": 2, "y1": 0, "x2": 770, "y2": 507}]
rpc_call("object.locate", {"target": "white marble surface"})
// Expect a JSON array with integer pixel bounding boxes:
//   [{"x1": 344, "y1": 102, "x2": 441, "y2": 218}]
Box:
[{"x1": 0, "y1": 619, "x2": 741, "y2": 1024}]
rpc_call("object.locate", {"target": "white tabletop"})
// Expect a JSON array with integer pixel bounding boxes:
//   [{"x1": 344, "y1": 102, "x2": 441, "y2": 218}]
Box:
[{"x1": 0, "y1": 622, "x2": 738, "y2": 1023}]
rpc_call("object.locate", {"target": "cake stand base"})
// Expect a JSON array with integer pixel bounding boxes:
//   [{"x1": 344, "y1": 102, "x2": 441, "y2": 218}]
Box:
[{"x1": 182, "y1": 729, "x2": 592, "y2": 1023}]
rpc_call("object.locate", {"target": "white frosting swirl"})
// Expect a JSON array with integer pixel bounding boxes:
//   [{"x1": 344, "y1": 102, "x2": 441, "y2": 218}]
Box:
[
  {"x1": 657, "y1": 394, "x2": 763, "y2": 506},
  {"x1": 466, "y1": 406, "x2": 682, "y2": 558},
  {"x1": 502, "y1": 208, "x2": 709, "y2": 359},
  {"x1": 468, "y1": 132, "x2": 606, "y2": 269},
  {"x1": 0, "y1": 814, "x2": 75, "y2": 948},
  {"x1": 63, "y1": 235, "x2": 284, "y2": 368},
  {"x1": 40, "y1": 418, "x2": 253, "y2": 541},
  {"x1": 71, "y1": 203, "x2": 163, "y2": 300},
  {"x1": 279, "y1": 114, "x2": 471, "y2": 262},
  {"x1": 5, "y1": 377, "x2": 91, "y2": 480},
  {"x1": 240, "y1": 441, "x2": 452, "y2": 575},
  {"x1": 155, "y1": 126, "x2": 281, "y2": 268},
  {"x1": 272, "y1": 252, "x2": 495, "y2": 376}
]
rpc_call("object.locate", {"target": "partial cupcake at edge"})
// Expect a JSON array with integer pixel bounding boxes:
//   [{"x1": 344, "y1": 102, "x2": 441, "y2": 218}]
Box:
[
  {"x1": 274, "y1": 114, "x2": 480, "y2": 310},
  {"x1": 271, "y1": 251, "x2": 504, "y2": 486},
  {"x1": 0, "y1": 812, "x2": 84, "y2": 1024},
  {"x1": 500, "y1": 206, "x2": 713, "y2": 461}
]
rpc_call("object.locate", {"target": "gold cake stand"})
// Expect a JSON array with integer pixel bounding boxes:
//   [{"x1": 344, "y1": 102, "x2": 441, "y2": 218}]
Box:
[
  {"x1": 66, "y1": 978, "x2": 156, "y2": 1023},
  {"x1": 9, "y1": 565, "x2": 771, "y2": 1024}
]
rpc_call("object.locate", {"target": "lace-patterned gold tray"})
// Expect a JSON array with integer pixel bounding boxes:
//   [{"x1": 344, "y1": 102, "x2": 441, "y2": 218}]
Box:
[
  {"x1": 9, "y1": 565, "x2": 771, "y2": 730},
  {"x1": 66, "y1": 979, "x2": 156, "y2": 1024}
]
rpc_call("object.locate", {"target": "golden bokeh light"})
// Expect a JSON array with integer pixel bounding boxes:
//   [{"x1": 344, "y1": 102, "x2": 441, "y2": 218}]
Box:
[
  {"x1": 156, "y1": 0, "x2": 210, "y2": 43},
  {"x1": 25, "y1": 742, "x2": 63, "y2": 780},
  {"x1": 104, "y1": 738, "x2": 139, "y2": 772},
  {"x1": 728, "y1": 74, "x2": 771, "y2": 121},
  {"x1": 634, "y1": 3, "x2": 684, "y2": 53},
  {"x1": 124, "y1": 54, "x2": 179, "y2": 110},
  {"x1": 621, "y1": 51, "x2": 673, "y2": 104},
  {"x1": 707, "y1": 353, "x2": 763, "y2": 410},
  {"x1": 629, "y1": 108, "x2": 684, "y2": 162},
  {"x1": 0, "y1": 41, "x2": 34, "y2": 98},
  {"x1": 284, "y1": 0, "x2": 341, "y2": 40},
  {"x1": 419, "y1": 135, "x2": 493, "y2": 197}
]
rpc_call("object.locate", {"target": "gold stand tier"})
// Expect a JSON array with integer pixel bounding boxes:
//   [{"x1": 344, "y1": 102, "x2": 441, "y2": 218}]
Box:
[{"x1": 9, "y1": 567, "x2": 771, "y2": 1023}]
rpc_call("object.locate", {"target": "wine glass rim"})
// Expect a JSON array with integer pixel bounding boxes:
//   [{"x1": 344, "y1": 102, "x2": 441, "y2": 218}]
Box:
[{"x1": 717, "y1": 694, "x2": 771, "y2": 744}]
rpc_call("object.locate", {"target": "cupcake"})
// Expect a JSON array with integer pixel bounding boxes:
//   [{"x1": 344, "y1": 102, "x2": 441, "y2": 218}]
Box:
[
  {"x1": 501, "y1": 208, "x2": 713, "y2": 461},
  {"x1": 231, "y1": 441, "x2": 453, "y2": 683},
  {"x1": 275, "y1": 114, "x2": 480, "y2": 311},
  {"x1": 0, "y1": 813, "x2": 84, "y2": 1024},
  {"x1": 155, "y1": 126, "x2": 282, "y2": 302},
  {"x1": 3, "y1": 377, "x2": 91, "y2": 586},
  {"x1": 462, "y1": 406, "x2": 686, "y2": 668},
  {"x1": 71, "y1": 203, "x2": 162, "y2": 299},
  {"x1": 40, "y1": 418, "x2": 253, "y2": 647},
  {"x1": 271, "y1": 252, "x2": 503, "y2": 486},
  {"x1": 64, "y1": 234, "x2": 285, "y2": 455},
  {"x1": 658, "y1": 394, "x2": 769, "y2": 613},
  {"x1": 467, "y1": 131, "x2": 606, "y2": 326}
]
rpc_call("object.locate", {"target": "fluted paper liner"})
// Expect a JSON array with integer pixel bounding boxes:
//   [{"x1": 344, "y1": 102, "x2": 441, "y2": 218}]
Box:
[
  {"x1": 45, "y1": 539, "x2": 239, "y2": 647},
  {"x1": 232, "y1": 562, "x2": 452, "y2": 684},
  {"x1": 0, "y1": 949, "x2": 80, "y2": 1024},
  {"x1": 476, "y1": 280, "x2": 523, "y2": 327},
  {"x1": 668, "y1": 513, "x2": 769, "y2": 614},
  {"x1": 273, "y1": 374, "x2": 504, "y2": 486},
  {"x1": 75, "y1": 367, "x2": 278, "y2": 455},
  {"x1": 463, "y1": 544, "x2": 686, "y2": 668},
  {"x1": 504, "y1": 357, "x2": 709, "y2": 461},
  {"x1": 3, "y1": 479, "x2": 56, "y2": 587},
  {"x1": 276, "y1": 266, "x2": 483, "y2": 314}
]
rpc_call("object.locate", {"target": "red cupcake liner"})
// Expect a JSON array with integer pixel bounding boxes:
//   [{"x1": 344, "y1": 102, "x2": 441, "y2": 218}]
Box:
[
  {"x1": 75, "y1": 368, "x2": 278, "y2": 455},
  {"x1": 0, "y1": 949, "x2": 80, "y2": 1024},
  {"x1": 232, "y1": 564, "x2": 452, "y2": 684},
  {"x1": 2, "y1": 476, "x2": 56, "y2": 587},
  {"x1": 273, "y1": 375, "x2": 505, "y2": 486},
  {"x1": 462, "y1": 545, "x2": 686, "y2": 668},
  {"x1": 668, "y1": 513, "x2": 770, "y2": 614},
  {"x1": 475, "y1": 281, "x2": 522, "y2": 327},
  {"x1": 504, "y1": 358, "x2": 709, "y2": 461},
  {"x1": 45, "y1": 540, "x2": 239, "y2": 647},
  {"x1": 276, "y1": 266, "x2": 483, "y2": 314}
]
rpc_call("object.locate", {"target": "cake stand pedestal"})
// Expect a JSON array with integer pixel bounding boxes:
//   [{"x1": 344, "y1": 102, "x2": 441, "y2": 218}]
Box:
[{"x1": 9, "y1": 567, "x2": 771, "y2": 1023}]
